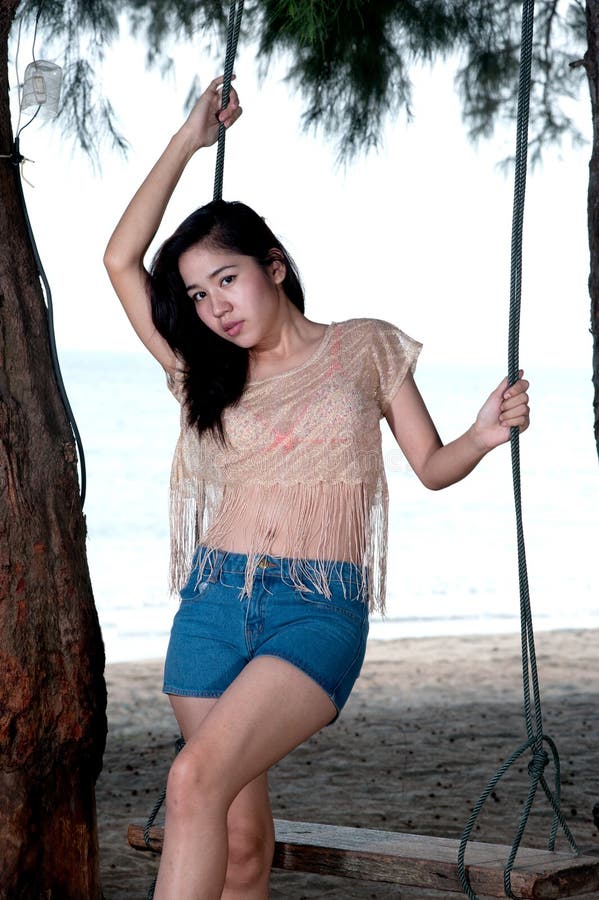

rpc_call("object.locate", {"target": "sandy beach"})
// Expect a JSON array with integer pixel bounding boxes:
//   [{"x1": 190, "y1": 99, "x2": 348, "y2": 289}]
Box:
[{"x1": 97, "y1": 629, "x2": 599, "y2": 899}]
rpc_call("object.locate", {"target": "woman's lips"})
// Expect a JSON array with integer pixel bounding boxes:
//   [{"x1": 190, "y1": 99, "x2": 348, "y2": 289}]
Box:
[{"x1": 224, "y1": 321, "x2": 243, "y2": 336}]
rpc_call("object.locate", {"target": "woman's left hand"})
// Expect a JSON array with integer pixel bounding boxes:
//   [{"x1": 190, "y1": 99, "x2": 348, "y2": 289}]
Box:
[
  {"x1": 180, "y1": 75, "x2": 242, "y2": 152},
  {"x1": 473, "y1": 370, "x2": 530, "y2": 451}
]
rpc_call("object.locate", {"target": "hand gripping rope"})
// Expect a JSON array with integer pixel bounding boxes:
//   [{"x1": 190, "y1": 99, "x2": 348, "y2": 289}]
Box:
[{"x1": 457, "y1": 2, "x2": 580, "y2": 897}]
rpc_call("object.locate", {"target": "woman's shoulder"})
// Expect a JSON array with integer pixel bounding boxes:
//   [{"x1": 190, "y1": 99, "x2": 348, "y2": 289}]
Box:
[
  {"x1": 334, "y1": 318, "x2": 422, "y2": 366},
  {"x1": 335, "y1": 316, "x2": 400, "y2": 329},
  {"x1": 336, "y1": 317, "x2": 421, "y2": 340},
  {"x1": 333, "y1": 317, "x2": 403, "y2": 340}
]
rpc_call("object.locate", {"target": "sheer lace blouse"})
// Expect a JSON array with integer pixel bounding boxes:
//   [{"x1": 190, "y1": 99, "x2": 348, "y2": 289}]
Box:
[{"x1": 167, "y1": 317, "x2": 422, "y2": 612}]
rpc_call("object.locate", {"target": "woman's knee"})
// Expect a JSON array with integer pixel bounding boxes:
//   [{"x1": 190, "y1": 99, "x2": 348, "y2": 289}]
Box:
[
  {"x1": 225, "y1": 820, "x2": 274, "y2": 890},
  {"x1": 165, "y1": 745, "x2": 226, "y2": 817}
]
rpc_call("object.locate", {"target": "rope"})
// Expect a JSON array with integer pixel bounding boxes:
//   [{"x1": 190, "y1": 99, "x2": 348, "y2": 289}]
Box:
[
  {"x1": 7, "y1": 138, "x2": 87, "y2": 506},
  {"x1": 213, "y1": 0, "x2": 244, "y2": 201},
  {"x1": 457, "y1": 3, "x2": 579, "y2": 896},
  {"x1": 144, "y1": 736, "x2": 186, "y2": 900}
]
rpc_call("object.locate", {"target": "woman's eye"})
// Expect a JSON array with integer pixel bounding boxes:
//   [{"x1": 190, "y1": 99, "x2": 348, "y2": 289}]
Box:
[
  {"x1": 221, "y1": 274, "x2": 235, "y2": 287},
  {"x1": 192, "y1": 291, "x2": 206, "y2": 302}
]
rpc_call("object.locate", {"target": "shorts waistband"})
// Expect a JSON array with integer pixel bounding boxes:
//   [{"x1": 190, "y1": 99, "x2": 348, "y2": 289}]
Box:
[{"x1": 196, "y1": 545, "x2": 365, "y2": 585}]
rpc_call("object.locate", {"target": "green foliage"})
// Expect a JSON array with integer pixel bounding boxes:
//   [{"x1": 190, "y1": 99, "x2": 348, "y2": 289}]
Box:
[
  {"x1": 125, "y1": 0, "x2": 228, "y2": 68},
  {"x1": 11, "y1": 0, "x2": 588, "y2": 164},
  {"x1": 12, "y1": 0, "x2": 232, "y2": 162},
  {"x1": 257, "y1": 1, "x2": 473, "y2": 159},
  {"x1": 456, "y1": 1, "x2": 587, "y2": 164},
  {"x1": 256, "y1": 0, "x2": 587, "y2": 162},
  {"x1": 14, "y1": 0, "x2": 124, "y2": 164}
]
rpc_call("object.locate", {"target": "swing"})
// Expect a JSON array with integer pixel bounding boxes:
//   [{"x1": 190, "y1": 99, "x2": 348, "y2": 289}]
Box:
[
  {"x1": 128, "y1": 819, "x2": 599, "y2": 897},
  {"x1": 127, "y1": 2, "x2": 599, "y2": 897}
]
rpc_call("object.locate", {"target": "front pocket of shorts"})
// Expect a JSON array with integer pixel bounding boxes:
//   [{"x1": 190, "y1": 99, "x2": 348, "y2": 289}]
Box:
[
  {"x1": 179, "y1": 574, "x2": 210, "y2": 603},
  {"x1": 296, "y1": 587, "x2": 367, "y2": 622}
]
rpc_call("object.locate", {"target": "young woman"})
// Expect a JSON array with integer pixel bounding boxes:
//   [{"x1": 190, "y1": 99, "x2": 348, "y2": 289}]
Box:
[{"x1": 104, "y1": 76, "x2": 530, "y2": 900}]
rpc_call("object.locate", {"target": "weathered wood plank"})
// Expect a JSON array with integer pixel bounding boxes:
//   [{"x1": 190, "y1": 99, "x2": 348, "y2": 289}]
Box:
[{"x1": 127, "y1": 820, "x2": 599, "y2": 898}]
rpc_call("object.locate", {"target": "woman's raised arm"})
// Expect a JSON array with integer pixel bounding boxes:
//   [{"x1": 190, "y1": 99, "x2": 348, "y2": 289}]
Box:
[{"x1": 103, "y1": 76, "x2": 242, "y2": 372}]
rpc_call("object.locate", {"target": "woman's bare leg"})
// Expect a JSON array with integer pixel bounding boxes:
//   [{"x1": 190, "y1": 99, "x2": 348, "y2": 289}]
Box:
[
  {"x1": 222, "y1": 775, "x2": 274, "y2": 899},
  {"x1": 153, "y1": 656, "x2": 335, "y2": 899},
  {"x1": 165, "y1": 695, "x2": 275, "y2": 899}
]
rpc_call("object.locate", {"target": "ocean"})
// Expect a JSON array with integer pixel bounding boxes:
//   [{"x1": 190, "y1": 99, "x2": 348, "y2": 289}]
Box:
[{"x1": 60, "y1": 351, "x2": 599, "y2": 663}]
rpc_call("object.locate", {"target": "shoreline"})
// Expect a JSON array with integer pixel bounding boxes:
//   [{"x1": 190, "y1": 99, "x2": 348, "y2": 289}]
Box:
[{"x1": 98, "y1": 628, "x2": 599, "y2": 898}]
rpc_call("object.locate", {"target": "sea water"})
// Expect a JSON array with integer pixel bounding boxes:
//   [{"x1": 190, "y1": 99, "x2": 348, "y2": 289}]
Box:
[{"x1": 60, "y1": 352, "x2": 599, "y2": 663}]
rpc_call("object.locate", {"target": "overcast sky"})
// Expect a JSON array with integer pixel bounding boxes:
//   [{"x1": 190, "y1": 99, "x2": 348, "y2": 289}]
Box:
[{"x1": 10, "y1": 22, "x2": 593, "y2": 369}]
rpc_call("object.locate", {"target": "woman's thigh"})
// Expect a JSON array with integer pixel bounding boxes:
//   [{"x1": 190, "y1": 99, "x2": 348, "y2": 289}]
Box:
[
  {"x1": 169, "y1": 695, "x2": 217, "y2": 739},
  {"x1": 174, "y1": 655, "x2": 336, "y2": 811}
]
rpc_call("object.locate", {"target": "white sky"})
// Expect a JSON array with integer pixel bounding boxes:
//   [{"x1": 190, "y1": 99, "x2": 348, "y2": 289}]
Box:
[{"x1": 10, "y1": 21, "x2": 593, "y2": 369}]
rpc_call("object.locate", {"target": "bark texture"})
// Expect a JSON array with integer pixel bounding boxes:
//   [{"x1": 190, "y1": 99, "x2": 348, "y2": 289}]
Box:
[
  {"x1": 586, "y1": 1, "x2": 599, "y2": 460},
  {"x1": 0, "y1": 2, "x2": 106, "y2": 897}
]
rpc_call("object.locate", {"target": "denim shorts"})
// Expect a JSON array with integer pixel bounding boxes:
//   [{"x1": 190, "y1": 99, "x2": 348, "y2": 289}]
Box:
[{"x1": 163, "y1": 546, "x2": 369, "y2": 720}]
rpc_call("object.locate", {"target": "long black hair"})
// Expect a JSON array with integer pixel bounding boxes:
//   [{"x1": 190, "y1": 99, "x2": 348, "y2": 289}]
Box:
[{"x1": 149, "y1": 200, "x2": 304, "y2": 443}]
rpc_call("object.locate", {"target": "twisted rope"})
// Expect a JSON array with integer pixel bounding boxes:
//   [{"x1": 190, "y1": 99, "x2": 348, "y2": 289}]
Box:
[
  {"x1": 213, "y1": 0, "x2": 244, "y2": 201},
  {"x1": 457, "y1": 2, "x2": 580, "y2": 896}
]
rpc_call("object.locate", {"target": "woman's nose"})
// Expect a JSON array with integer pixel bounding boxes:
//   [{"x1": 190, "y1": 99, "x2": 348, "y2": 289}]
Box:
[{"x1": 210, "y1": 295, "x2": 232, "y2": 317}]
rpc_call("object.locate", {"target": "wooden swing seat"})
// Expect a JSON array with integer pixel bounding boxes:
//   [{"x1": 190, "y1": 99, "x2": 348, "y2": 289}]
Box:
[{"x1": 128, "y1": 817, "x2": 599, "y2": 898}]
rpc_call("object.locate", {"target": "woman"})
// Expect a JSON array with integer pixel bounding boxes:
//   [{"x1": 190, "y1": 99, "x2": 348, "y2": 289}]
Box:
[{"x1": 104, "y1": 76, "x2": 530, "y2": 900}]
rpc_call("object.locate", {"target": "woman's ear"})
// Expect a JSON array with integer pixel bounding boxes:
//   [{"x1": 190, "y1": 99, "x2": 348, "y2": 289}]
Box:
[{"x1": 267, "y1": 249, "x2": 286, "y2": 284}]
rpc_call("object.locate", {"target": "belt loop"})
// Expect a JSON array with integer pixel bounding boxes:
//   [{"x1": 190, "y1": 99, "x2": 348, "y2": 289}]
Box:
[{"x1": 208, "y1": 549, "x2": 226, "y2": 582}]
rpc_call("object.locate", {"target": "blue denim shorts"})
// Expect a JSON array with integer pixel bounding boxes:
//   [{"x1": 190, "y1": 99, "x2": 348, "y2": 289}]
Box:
[{"x1": 163, "y1": 546, "x2": 369, "y2": 720}]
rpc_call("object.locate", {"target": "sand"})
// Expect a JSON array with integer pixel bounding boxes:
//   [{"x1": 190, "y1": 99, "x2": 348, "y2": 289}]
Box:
[{"x1": 97, "y1": 629, "x2": 599, "y2": 898}]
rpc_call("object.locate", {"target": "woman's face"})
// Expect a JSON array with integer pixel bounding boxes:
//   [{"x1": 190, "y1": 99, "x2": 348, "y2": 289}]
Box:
[{"x1": 178, "y1": 243, "x2": 285, "y2": 348}]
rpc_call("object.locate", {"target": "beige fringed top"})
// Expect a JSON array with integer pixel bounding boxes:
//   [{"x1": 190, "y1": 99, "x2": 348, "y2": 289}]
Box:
[{"x1": 167, "y1": 317, "x2": 422, "y2": 612}]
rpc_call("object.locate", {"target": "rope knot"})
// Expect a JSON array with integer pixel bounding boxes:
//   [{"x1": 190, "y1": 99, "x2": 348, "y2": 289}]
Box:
[{"x1": 528, "y1": 748, "x2": 549, "y2": 779}]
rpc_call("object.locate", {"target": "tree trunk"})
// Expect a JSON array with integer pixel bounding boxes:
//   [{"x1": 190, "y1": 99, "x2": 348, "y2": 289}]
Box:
[
  {"x1": 0, "y1": 3, "x2": 106, "y2": 898},
  {"x1": 586, "y1": 1, "x2": 599, "y2": 461}
]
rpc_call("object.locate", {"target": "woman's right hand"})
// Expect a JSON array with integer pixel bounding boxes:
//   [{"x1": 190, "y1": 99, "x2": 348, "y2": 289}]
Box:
[{"x1": 179, "y1": 74, "x2": 243, "y2": 152}]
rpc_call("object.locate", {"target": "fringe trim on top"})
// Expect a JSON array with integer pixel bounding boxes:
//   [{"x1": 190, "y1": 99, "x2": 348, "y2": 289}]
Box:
[
  {"x1": 168, "y1": 477, "x2": 388, "y2": 613},
  {"x1": 165, "y1": 318, "x2": 423, "y2": 615}
]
